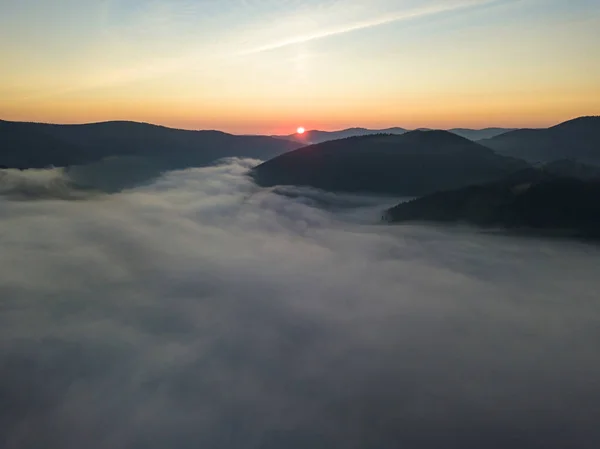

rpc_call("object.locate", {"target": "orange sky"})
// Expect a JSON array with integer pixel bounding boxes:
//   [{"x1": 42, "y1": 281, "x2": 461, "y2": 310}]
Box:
[{"x1": 1, "y1": 0, "x2": 599, "y2": 134}]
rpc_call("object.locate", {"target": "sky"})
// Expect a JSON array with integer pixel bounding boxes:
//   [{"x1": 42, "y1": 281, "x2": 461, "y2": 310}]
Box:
[{"x1": 1, "y1": 0, "x2": 599, "y2": 134}]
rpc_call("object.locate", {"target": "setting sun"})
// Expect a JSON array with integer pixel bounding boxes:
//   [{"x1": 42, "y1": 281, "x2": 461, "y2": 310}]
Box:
[{"x1": 297, "y1": 127, "x2": 305, "y2": 134}]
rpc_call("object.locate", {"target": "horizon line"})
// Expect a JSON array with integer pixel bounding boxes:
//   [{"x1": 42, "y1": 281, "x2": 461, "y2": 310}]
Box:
[{"x1": 1, "y1": 116, "x2": 593, "y2": 134}]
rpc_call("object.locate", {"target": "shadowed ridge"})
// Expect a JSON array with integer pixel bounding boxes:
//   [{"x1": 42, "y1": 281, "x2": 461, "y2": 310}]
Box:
[
  {"x1": 397, "y1": 129, "x2": 484, "y2": 147},
  {"x1": 384, "y1": 168, "x2": 600, "y2": 241},
  {"x1": 481, "y1": 116, "x2": 600, "y2": 166},
  {"x1": 40, "y1": 120, "x2": 233, "y2": 137},
  {"x1": 276, "y1": 127, "x2": 407, "y2": 145},
  {"x1": 0, "y1": 118, "x2": 231, "y2": 135},
  {"x1": 275, "y1": 126, "x2": 514, "y2": 145},
  {"x1": 542, "y1": 159, "x2": 600, "y2": 180},
  {"x1": 252, "y1": 130, "x2": 529, "y2": 196},
  {"x1": 0, "y1": 120, "x2": 88, "y2": 168},
  {"x1": 450, "y1": 127, "x2": 517, "y2": 140},
  {"x1": 0, "y1": 119, "x2": 302, "y2": 170},
  {"x1": 549, "y1": 116, "x2": 600, "y2": 131}
]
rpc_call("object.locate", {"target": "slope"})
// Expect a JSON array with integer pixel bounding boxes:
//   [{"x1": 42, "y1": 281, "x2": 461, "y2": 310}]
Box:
[
  {"x1": 0, "y1": 120, "x2": 303, "y2": 169},
  {"x1": 384, "y1": 168, "x2": 600, "y2": 240},
  {"x1": 252, "y1": 130, "x2": 529, "y2": 196},
  {"x1": 480, "y1": 116, "x2": 600, "y2": 165}
]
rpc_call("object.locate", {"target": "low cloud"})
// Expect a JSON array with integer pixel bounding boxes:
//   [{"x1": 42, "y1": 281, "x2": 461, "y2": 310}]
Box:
[
  {"x1": 0, "y1": 167, "x2": 90, "y2": 200},
  {"x1": 1, "y1": 159, "x2": 599, "y2": 448}
]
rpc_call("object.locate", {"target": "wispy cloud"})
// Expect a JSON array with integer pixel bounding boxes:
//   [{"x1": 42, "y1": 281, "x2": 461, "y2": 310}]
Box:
[{"x1": 241, "y1": 0, "x2": 496, "y2": 55}]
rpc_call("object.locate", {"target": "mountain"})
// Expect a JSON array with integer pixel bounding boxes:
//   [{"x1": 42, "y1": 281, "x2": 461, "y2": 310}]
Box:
[
  {"x1": 276, "y1": 126, "x2": 514, "y2": 145},
  {"x1": 384, "y1": 170, "x2": 600, "y2": 240},
  {"x1": 275, "y1": 127, "x2": 407, "y2": 144},
  {"x1": 480, "y1": 116, "x2": 600, "y2": 165},
  {"x1": 542, "y1": 158, "x2": 600, "y2": 180},
  {"x1": 0, "y1": 120, "x2": 86, "y2": 169},
  {"x1": 449, "y1": 127, "x2": 516, "y2": 140},
  {"x1": 252, "y1": 130, "x2": 529, "y2": 196},
  {"x1": 0, "y1": 120, "x2": 302, "y2": 169}
]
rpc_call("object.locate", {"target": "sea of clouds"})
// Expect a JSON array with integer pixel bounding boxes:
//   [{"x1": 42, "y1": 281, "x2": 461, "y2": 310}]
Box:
[{"x1": 1, "y1": 158, "x2": 600, "y2": 449}]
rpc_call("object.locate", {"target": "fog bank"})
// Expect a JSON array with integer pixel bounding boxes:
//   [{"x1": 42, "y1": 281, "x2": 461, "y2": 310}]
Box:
[{"x1": 1, "y1": 159, "x2": 599, "y2": 449}]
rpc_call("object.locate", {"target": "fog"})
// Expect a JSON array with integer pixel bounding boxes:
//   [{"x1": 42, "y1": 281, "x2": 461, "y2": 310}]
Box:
[{"x1": 1, "y1": 159, "x2": 600, "y2": 449}]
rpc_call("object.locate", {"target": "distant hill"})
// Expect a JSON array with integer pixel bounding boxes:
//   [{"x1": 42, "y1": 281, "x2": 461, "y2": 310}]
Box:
[
  {"x1": 252, "y1": 130, "x2": 529, "y2": 196},
  {"x1": 449, "y1": 127, "x2": 516, "y2": 140},
  {"x1": 480, "y1": 116, "x2": 600, "y2": 165},
  {"x1": 0, "y1": 120, "x2": 86, "y2": 168},
  {"x1": 542, "y1": 158, "x2": 600, "y2": 180},
  {"x1": 0, "y1": 120, "x2": 302, "y2": 169},
  {"x1": 384, "y1": 168, "x2": 600, "y2": 240},
  {"x1": 275, "y1": 126, "x2": 514, "y2": 144},
  {"x1": 275, "y1": 127, "x2": 407, "y2": 144}
]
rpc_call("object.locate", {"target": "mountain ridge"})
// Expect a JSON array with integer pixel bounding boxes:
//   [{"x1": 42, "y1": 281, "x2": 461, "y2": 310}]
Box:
[
  {"x1": 0, "y1": 119, "x2": 303, "y2": 170},
  {"x1": 383, "y1": 166, "x2": 600, "y2": 240},
  {"x1": 252, "y1": 130, "x2": 529, "y2": 196},
  {"x1": 480, "y1": 116, "x2": 600, "y2": 166},
  {"x1": 275, "y1": 126, "x2": 516, "y2": 144}
]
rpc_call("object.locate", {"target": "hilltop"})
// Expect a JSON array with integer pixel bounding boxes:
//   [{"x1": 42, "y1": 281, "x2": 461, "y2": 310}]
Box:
[
  {"x1": 275, "y1": 126, "x2": 514, "y2": 144},
  {"x1": 0, "y1": 119, "x2": 302, "y2": 169},
  {"x1": 252, "y1": 130, "x2": 528, "y2": 196},
  {"x1": 480, "y1": 116, "x2": 600, "y2": 165},
  {"x1": 384, "y1": 163, "x2": 600, "y2": 240}
]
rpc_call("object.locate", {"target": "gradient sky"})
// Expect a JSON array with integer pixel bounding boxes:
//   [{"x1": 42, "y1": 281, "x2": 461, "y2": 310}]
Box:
[{"x1": 1, "y1": 0, "x2": 599, "y2": 134}]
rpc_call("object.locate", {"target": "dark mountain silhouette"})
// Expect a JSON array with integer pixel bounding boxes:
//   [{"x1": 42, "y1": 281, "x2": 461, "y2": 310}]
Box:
[
  {"x1": 276, "y1": 126, "x2": 514, "y2": 145},
  {"x1": 0, "y1": 120, "x2": 86, "y2": 168},
  {"x1": 480, "y1": 116, "x2": 600, "y2": 165},
  {"x1": 252, "y1": 130, "x2": 529, "y2": 196},
  {"x1": 415, "y1": 128, "x2": 516, "y2": 140},
  {"x1": 449, "y1": 127, "x2": 517, "y2": 140},
  {"x1": 276, "y1": 127, "x2": 407, "y2": 144},
  {"x1": 384, "y1": 168, "x2": 600, "y2": 240},
  {"x1": 0, "y1": 119, "x2": 302, "y2": 170},
  {"x1": 542, "y1": 158, "x2": 600, "y2": 180}
]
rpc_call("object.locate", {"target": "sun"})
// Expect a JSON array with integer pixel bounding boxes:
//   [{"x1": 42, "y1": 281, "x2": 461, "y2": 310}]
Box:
[{"x1": 296, "y1": 127, "x2": 305, "y2": 134}]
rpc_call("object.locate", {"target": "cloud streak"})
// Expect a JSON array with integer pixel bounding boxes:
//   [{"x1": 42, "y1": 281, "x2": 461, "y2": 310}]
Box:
[{"x1": 242, "y1": 0, "x2": 497, "y2": 54}]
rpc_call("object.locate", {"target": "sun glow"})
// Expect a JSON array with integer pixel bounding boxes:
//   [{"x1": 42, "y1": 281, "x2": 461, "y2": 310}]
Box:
[{"x1": 297, "y1": 127, "x2": 305, "y2": 134}]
